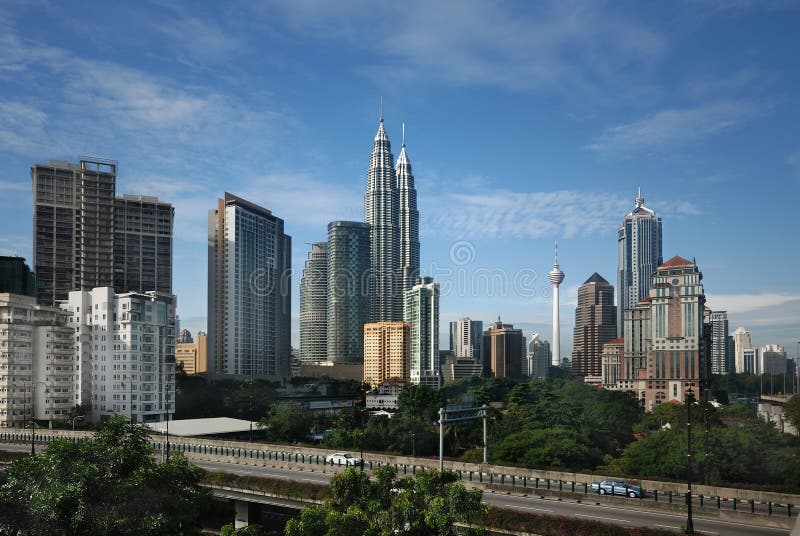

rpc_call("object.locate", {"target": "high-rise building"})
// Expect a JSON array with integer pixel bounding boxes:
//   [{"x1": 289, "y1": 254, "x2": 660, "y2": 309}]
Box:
[
  {"x1": 396, "y1": 125, "x2": 420, "y2": 297},
  {"x1": 0, "y1": 257, "x2": 37, "y2": 297},
  {"x1": 176, "y1": 333, "x2": 208, "y2": 375},
  {"x1": 207, "y1": 193, "x2": 291, "y2": 381},
  {"x1": 571, "y1": 273, "x2": 616, "y2": 379},
  {"x1": 527, "y1": 333, "x2": 551, "y2": 379},
  {"x1": 327, "y1": 221, "x2": 371, "y2": 363},
  {"x1": 548, "y1": 243, "x2": 565, "y2": 366},
  {"x1": 761, "y1": 344, "x2": 787, "y2": 375},
  {"x1": 601, "y1": 338, "x2": 625, "y2": 388},
  {"x1": 732, "y1": 326, "x2": 753, "y2": 374},
  {"x1": 643, "y1": 256, "x2": 707, "y2": 409},
  {"x1": 32, "y1": 158, "x2": 116, "y2": 306},
  {"x1": 617, "y1": 189, "x2": 662, "y2": 337},
  {"x1": 0, "y1": 293, "x2": 75, "y2": 428},
  {"x1": 709, "y1": 311, "x2": 731, "y2": 374},
  {"x1": 364, "y1": 115, "x2": 401, "y2": 323},
  {"x1": 404, "y1": 277, "x2": 440, "y2": 389},
  {"x1": 113, "y1": 195, "x2": 174, "y2": 295},
  {"x1": 363, "y1": 322, "x2": 410, "y2": 387},
  {"x1": 449, "y1": 317, "x2": 483, "y2": 362},
  {"x1": 299, "y1": 242, "x2": 328, "y2": 363},
  {"x1": 742, "y1": 348, "x2": 760, "y2": 374},
  {"x1": 176, "y1": 329, "x2": 193, "y2": 344},
  {"x1": 482, "y1": 319, "x2": 525, "y2": 379},
  {"x1": 64, "y1": 287, "x2": 176, "y2": 423}
]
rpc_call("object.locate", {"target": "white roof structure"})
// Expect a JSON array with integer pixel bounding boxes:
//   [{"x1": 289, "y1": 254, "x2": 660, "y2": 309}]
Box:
[{"x1": 147, "y1": 417, "x2": 258, "y2": 437}]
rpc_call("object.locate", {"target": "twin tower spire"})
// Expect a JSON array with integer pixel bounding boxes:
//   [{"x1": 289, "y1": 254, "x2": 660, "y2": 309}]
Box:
[{"x1": 364, "y1": 103, "x2": 420, "y2": 322}]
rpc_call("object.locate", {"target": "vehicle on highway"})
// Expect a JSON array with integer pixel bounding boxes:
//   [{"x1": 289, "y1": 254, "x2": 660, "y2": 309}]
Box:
[
  {"x1": 325, "y1": 452, "x2": 362, "y2": 466},
  {"x1": 590, "y1": 479, "x2": 643, "y2": 498}
]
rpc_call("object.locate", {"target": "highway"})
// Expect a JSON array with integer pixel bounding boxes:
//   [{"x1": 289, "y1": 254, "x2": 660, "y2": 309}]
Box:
[
  {"x1": 193, "y1": 457, "x2": 790, "y2": 536},
  {"x1": 1, "y1": 443, "x2": 792, "y2": 535}
]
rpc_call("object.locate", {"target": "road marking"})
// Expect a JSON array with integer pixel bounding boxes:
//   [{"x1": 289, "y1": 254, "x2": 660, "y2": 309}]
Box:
[
  {"x1": 574, "y1": 514, "x2": 630, "y2": 523},
  {"x1": 503, "y1": 505, "x2": 552, "y2": 513},
  {"x1": 654, "y1": 524, "x2": 680, "y2": 530}
]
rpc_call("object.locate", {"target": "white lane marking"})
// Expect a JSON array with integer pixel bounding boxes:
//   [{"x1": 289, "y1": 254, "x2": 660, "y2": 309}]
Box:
[
  {"x1": 574, "y1": 513, "x2": 630, "y2": 523},
  {"x1": 654, "y1": 524, "x2": 680, "y2": 530},
  {"x1": 503, "y1": 505, "x2": 552, "y2": 513}
]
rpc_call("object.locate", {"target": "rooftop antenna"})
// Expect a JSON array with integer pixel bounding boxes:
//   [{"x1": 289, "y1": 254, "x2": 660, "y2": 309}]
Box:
[
  {"x1": 380, "y1": 96, "x2": 383, "y2": 123},
  {"x1": 402, "y1": 122, "x2": 405, "y2": 147},
  {"x1": 554, "y1": 240, "x2": 559, "y2": 265}
]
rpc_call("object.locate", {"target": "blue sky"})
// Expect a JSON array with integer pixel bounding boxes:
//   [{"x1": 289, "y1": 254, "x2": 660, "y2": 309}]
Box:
[{"x1": 1, "y1": 0, "x2": 799, "y2": 359}]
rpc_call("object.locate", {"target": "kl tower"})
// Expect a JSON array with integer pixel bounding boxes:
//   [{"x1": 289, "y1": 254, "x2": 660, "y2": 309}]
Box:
[{"x1": 548, "y1": 241, "x2": 565, "y2": 367}]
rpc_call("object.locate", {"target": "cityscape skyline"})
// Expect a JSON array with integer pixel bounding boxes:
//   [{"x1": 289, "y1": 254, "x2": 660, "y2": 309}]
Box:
[{"x1": 0, "y1": 2, "x2": 799, "y2": 359}]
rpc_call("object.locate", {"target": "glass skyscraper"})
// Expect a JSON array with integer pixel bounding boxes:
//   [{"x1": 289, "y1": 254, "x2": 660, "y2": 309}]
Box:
[
  {"x1": 207, "y1": 193, "x2": 291, "y2": 381},
  {"x1": 404, "y1": 276, "x2": 440, "y2": 388},
  {"x1": 326, "y1": 221, "x2": 370, "y2": 363},
  {"x1": 299, "y1": 242, "x2": 328, "y2": 363},
  {"x1": 617, "y1": 189, "x2": 662, "y2": 337}
]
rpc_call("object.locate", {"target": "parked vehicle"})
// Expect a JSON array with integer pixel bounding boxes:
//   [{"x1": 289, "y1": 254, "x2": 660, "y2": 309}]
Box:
[
  {"x1": 325, "y1": 452, "x2": 362, "y2": 466},
  {"x1": 590, "y1": 479, "x2": 643, "y2": 498}
]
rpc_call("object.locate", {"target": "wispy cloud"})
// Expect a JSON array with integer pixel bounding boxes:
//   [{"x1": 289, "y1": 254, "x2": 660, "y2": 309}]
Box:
[
  {"x1": 420, "y1": 187, "x2": 698, "y2": 240},
  {"x1": 262, "y1": 0, "x2": 666, "y2": 98},
  {"x1": 706, "y1": 293, "x2": 800, "y2": 314},
  {"x1": 587, "y1": 100, "x2": 760, "y2": 154},
  {"x1": 788, "y1": 149, "x2": 800, "y2": 175}
]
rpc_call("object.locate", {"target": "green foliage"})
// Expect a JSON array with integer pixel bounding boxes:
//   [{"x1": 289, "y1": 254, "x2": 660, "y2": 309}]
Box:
[
  {"x1": 785, "y1": 394, "x2": 800, "y2": 432},
  {"x1": 285, "y1": 467, "x2": 486, "y2": 536},
  {"x1": 490, "y1": 427, "x2": 602, "y2": 470},
  {"x1": 175, "y1": 376, "x2": 276, "y2": 421},
  {"x1": 0, "y1": 415, "x2": 210, "y2": 535},
  {"x1": 259, "y1": 402, "x2": 313, "y2": 443},
  {"x1": 221, "y1": 523, "x2": 279, "y2": 536},
  {"x1": 201, "y1": 470, "x2": 330, "y2": 501}
]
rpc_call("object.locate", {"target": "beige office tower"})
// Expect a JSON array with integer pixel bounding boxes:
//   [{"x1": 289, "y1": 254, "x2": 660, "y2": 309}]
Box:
[
  {"x1": 176, "y1": 333, "x2": 208, "y2": 374},
  {"x1": 482, "y1": 319, "x2": 526, "y2": 379},
  {"x1": 32, "y1": 158, "x2": 117, "y2": 306},
  {"x1": 363, "y1": 322, "x2": 410, "y2": 387}
]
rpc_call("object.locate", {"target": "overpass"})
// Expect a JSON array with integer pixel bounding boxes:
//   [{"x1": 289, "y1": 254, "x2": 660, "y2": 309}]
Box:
[{"x1": 0, "y1": 430, "x2": 797, "y2": 534}]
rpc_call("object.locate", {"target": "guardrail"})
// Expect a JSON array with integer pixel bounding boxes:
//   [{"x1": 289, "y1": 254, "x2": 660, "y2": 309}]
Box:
[{"x1": 1, "y1": 430, "x2": 796, "y2": 522}]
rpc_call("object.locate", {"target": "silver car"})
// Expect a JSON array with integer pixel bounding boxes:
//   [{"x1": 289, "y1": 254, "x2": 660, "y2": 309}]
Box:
[
  {"x1": 591, "y1": 479, "x2": 642, "y2": 498},
  {"x1": 325, "y1": 452, "x2": 363, "y2": 466}
]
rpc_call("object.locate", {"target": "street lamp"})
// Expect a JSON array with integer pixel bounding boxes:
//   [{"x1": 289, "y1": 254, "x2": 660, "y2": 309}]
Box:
[{"x1": 685, "y1": 383, "x2": 695, "y2": 535}]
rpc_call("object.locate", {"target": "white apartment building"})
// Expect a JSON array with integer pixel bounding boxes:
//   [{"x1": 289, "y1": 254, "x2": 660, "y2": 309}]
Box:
[
  {"x1": 63, "y1": 287, "x2": 176, "y2": 423},
  {"x1": 0, "y1": 293, "x2": 76, "y2": 427}
]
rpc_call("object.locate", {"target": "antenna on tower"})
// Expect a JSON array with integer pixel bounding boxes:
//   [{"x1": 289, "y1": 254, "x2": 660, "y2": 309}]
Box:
[
  {"x1": 554, "y1": 240, "x2": 559, "y2": 265},
  {"x1": 380, "y1": 96, "x2": 383, "y2": 123},
  {"x1": 402, "y1": 122, "x2": 405, "y2": 147}
]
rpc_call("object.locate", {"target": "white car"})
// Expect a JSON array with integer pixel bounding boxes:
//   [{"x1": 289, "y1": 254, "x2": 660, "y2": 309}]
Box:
[{"x1": 325, "y1": 452, "x2": 362, "y2": 466}]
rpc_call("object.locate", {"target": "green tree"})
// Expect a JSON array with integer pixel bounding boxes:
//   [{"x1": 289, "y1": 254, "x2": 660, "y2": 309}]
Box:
[
  {"x1": 285, "y1": 467, "x2": 486, "y2": 536},
  {"x1": 259, "y1": 402, "x2": 312, "y2": 443},
  {"x1": 0, "y1": 415, "x2": 209, "y2": 535},
  {"x1": 785, "y1": 394, "x2": 800, "y2": 432}
]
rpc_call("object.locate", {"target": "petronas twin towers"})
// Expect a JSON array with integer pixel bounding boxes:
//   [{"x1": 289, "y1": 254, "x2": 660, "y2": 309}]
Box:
[{"x1": 365, "y1": 115, "x2": 420, "y2": 322}]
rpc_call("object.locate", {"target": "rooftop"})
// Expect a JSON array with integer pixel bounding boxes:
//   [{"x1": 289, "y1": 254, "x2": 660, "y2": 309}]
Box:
[
  {"x1": 658, "y1": 256, "x2": 693, "y2": 268},
  {"x1": 146, "y1": 417, "x2": 258, "y2": 437}
]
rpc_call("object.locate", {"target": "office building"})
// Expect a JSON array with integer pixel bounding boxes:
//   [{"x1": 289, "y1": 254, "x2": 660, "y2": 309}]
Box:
[
  {"x1": 299, "y1": 242, "x2": 328, "y2": 363},
  {"x1": 176, "y1": 333, "x2": 208, "y2": 374},
  {"x1": 571, "y1": 273, "x2": 616, "y2": 379},
  {"x1": 548, "y1": 243, "x2": 565, "y2": 366},
  {"x1": 364, "y1": 115, "x2": 401, "y2": 322},
  {"x1": 441, "y1": 355, "x2": 484, "y2": 383},
  {"x1": 761, "y1": 344, "x2": 787, "y2": 375},
  {"x1": 617, "y1": 189, "x2": 662, "y2": 337},
  {"x1": 207, "y1": 193, "x2": 291, "y2": 381},
  {"x1": 363, "y1": 322, "x2": 410, "y2": 388},
  {"x1": 176, "y1": 329, "x2": 193, "y2": 344},
  {"x1": 643, "y1": 256, "x2": 708, "y2": 409},
  {"x1": 327, "y1": 221, "x2": 371, "y2": 363},
  {"x1": 404, "y1": 277, "x2": 440, "y2": 389},
  {"x1": 527, "y1": 333, "x2": 551, "y2": 379},
  {"x1": 449, "y1": 317, "x2": 483, "y2": 362},
  {"x1": 396, "y1": 125, "x2": 420, "y2": 297},
  {"x1": 732, "y1": 326, "x2": 753, "y2": 374},
  {"x1": 32, "y1": 158, "x2": 116, "y2": 306},
  {"x1": 113, "y1": 195, "x2": 174, "y2": 295},
  {"x1": 482, "y1": 319, "x2": 525, "y2": 379},
  {"x1": 0, "y1": 293, "x2": 75, "y2": 428},
  {"x1": 709, "y1": 311, "x2": 731, "y2": 374},
  {"x1": 0, "y1": 257, "x2": 37, "y2": 297},
  {"x1": 601, "y1": 339, "x2": 624, "y2": 388}
]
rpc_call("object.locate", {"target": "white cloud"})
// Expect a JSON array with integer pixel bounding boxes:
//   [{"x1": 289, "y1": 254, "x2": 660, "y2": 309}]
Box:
[
  {"x1": 588, "y1": 100, "x2": 760, "y2": 154},
  {"x1": 261, "y1": 0, "x2": 666, "y2": 97},
  {"x1": 788, "y1": 149, "x2": 800, "y2": 175},
  {"x1": 706, "y1": 293, "x2": 800, "y2": 314}
]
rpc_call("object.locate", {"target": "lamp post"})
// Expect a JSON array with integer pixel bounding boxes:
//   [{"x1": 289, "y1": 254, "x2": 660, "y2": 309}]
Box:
[{"x1": 685, "y1": 383, "x2": 695, "y2": 535}]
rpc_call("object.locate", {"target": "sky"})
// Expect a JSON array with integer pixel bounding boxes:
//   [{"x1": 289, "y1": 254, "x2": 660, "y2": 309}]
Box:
[{"x1": 1, "y1": 0, "x2": 799, "y2": 360}]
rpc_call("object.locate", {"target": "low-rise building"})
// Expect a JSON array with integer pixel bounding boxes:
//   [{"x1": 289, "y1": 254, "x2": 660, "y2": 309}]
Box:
[{"x1": 176, "y1": 332, "x2": 207, "y2": 374}]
